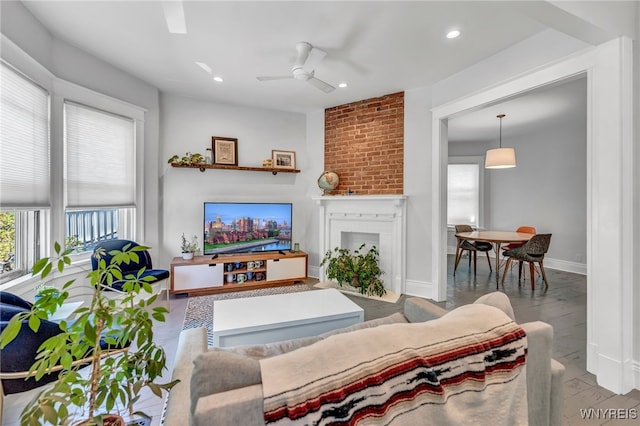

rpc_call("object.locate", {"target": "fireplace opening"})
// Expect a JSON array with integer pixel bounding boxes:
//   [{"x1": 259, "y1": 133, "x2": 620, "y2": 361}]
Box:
[{"x1": 341, "y1": 232, "x2": 380, "y2": 253}]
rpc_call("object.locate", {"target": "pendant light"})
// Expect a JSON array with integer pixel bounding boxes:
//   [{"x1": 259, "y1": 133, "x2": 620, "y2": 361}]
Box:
[{"x1": 485, "y1": 114, "x2": 516, "y2": 169}]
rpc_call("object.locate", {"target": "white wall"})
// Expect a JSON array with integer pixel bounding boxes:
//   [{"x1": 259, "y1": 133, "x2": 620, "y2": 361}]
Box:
[
  {"x1": 448, "y1": 78, "x2": 588, "y2": 271},
  {"x1": 158, "y1": 93, "x2": 313, "y2": 268},
  {"x1": 304, "y1": 109, "x2": 326, "y2": 275},
  {"x1": 403, "y1": 86, "x2": 434, "y2": 296}
]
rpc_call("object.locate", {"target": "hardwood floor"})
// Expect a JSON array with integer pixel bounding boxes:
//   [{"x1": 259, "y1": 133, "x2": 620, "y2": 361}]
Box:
[
  {"x1": 4, "y1": 256, "x2": 639, "y2": 425},
  {"x1": 442, "y1": 254, "x2": 640, "y2": 425}
]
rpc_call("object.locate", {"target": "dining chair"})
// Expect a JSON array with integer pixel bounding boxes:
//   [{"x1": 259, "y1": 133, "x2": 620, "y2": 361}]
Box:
[
  {"x1": 501, "y1": 226, "x2": 537, "y2": 271},
  {"x1": 501, "y1": 234, "x2": 552, "y2": 290},
  {"x1": 453, "y1": 224, "x2": 493, "y2": 276},
  {"x1": 503, "y1": 226, "x2": 536, "y2": 251}
]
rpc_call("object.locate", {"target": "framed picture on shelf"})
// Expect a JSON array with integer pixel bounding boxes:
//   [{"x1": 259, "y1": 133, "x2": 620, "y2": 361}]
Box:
[
  {"x1": 212, "y1": 136, "x2": 238, "y2": 166},
  {"x1": 272, "y1": 150, "x2": 296, "y2": 169}
]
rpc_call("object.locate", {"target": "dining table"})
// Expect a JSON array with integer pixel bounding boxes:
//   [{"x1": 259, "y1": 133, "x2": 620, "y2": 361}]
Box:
[{"x1": 454, "y1": 230, "x2": 534, "y2": 288}]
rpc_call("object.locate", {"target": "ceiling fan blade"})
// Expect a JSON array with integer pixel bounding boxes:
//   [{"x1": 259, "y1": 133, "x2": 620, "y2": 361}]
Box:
[
  {"x1": 303, "y1": 47, "x2": 327, "y2": 72},
  {"x1": 307, "y1": 76, "x2": 335, "y2": 93},
  {"x1": 256, "y1": 76, "x2": 294, "y2": 81}
]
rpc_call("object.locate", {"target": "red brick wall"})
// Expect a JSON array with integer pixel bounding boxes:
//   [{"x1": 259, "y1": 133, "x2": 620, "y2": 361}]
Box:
[{"x1": 324, "y1": 92, "x2": 404, "y2": 195}]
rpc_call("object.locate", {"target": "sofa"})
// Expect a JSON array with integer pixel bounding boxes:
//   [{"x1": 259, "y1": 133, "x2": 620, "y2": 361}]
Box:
[{"x1": 164, "y1": 292, "x2": 564, "y2": 425}]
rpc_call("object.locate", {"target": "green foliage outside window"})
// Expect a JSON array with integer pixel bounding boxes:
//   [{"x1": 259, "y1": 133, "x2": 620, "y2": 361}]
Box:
[{"x1": 0, "y1": 212, "x2": 15, "y2": 269}]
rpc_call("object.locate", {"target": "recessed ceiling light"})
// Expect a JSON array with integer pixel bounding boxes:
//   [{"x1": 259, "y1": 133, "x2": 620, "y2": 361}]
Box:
[
  {"x1": 213, "y1": 76, "x2": 223, "y2": 83},
  {"x1": 446, "y1": 30, "x2": 461, "y2": 39},
  {"x1": 338, "y1": 82, "x2": 348, "y2": 88}
]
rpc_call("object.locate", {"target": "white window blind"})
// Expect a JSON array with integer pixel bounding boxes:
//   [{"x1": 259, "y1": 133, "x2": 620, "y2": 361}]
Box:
[
  {"x1": 0, "y1": 62, "x2": 50, "y2": 208},
  {"x1": 64, "y1": 101, "x2": 135, "y2": 208},
  {"x1": 447, "y1": 163, "x2": 480, "y2": 226}
]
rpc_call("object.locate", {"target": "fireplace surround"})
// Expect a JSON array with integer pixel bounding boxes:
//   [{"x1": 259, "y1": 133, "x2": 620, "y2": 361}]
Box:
[{"x1": 314, "y1": 195, "x2": 407, "y2": 295}]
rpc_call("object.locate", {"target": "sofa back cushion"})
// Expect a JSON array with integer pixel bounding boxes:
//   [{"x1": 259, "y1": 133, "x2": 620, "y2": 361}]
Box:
[
  {"x1": 261, "y1": 304, "x2": 528, "y2": 425},
  {"x1": 189, "y1": 312, "x2": 409, "y2": 417},
  {"x1": 473, "y1": 291, "x2": 516, "y2": 321}
]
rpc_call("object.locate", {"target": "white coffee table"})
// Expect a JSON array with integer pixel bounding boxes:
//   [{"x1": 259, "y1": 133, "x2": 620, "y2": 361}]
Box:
[{"x1": 212, "y1": 289, "x2": 364, "y2": 347}]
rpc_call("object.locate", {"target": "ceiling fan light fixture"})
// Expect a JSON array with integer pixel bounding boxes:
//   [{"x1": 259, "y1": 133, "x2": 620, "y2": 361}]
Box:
[
  {"x1": 213, "y1": 76, "x2": 223, "y2": 83},
  {"x1": 257, "y1": 41, "x2": 335, "y2": 93},
  {"x1": 485, "y1": 114, "x2": 516, "y2": 169}
]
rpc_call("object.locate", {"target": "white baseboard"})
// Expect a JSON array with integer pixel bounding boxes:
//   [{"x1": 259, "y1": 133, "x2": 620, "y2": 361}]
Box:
[
  {"x1": 632, "y1": 360, "x2": 640, "y2": 392},
  {"x1": 446, "y1": 246, "x2": 586, "y2": 275},
  {"x1": 404, "y1": 279, "x2": 437, "y2": 300},
  {"x1": 307, "y1": 265, "x2": 320, "y2": 280}
]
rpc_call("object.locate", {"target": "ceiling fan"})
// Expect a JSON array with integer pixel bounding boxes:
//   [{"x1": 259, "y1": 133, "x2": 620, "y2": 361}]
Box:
[{"x1": 256, "y1": 42, "x2": 336, "y2": 93}]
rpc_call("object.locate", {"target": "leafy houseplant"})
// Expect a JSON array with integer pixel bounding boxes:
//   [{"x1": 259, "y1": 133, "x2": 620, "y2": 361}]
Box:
[
  {"x1": 320, "y1": 243, "x2": 386, "y2": 297},
  {"x1": 0, "y1": 242, "x2": 178, "y2": 425},
  {"x1": 180, "y1": 233, "x2": 199, "y2": 260},
  {"x1": 167, "y1": 152, "x2": 205, "y2": 166}
]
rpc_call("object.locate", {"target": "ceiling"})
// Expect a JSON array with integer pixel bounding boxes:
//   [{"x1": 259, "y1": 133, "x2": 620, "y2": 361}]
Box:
[
  {"x1": 447, "y1": 75, "x2": 588, "y2": 143},
  {"x1": 15, "y1": 1, "x2": 620, "y2": 143},
  {"x1": 20, "y1": 1, "x2": 551, "y2": 114}
]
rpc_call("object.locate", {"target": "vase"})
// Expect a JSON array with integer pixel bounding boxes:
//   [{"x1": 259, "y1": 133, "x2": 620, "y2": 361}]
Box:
[{"x1": 182, "y1": 252, "x2": 194, "y2": 260}]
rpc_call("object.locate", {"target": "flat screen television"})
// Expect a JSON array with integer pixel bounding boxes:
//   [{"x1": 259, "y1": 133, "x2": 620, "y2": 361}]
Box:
[{"x1": 203, "y1": 202, "x2": 293, "y2": 255}]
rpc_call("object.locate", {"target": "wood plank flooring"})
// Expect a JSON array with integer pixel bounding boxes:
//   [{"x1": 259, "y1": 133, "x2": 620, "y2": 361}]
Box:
[{"x1": 4, "y1": 255, "x2": 639, "y2": 425}]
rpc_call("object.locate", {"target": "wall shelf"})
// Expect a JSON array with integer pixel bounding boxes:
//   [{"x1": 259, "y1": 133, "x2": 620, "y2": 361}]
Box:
[{"x1": 170, "y1": 163, "x2": 300, "y2": 175}]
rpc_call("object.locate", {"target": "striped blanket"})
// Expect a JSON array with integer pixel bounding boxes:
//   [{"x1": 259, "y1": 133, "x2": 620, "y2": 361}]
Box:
[{"x1": 261, "y1": 304, "x2": 528, "y2": 426}]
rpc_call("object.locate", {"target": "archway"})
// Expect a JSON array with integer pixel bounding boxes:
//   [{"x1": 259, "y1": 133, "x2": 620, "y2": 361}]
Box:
[{"x1": 430, "y1": 38, "x2": 636, "y2": 394}]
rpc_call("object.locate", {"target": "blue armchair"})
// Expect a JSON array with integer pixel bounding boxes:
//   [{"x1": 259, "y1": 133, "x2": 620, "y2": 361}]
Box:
[
  {"x1": 0, "y1": 292, "x2": 62, "y2": 395},
  {"x1": 91, "y1": 239, "x2": 170, "y2": 306}
]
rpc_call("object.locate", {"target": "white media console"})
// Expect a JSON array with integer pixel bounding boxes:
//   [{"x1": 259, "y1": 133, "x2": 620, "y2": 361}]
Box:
[{"x1": 170, "y1": 250, "x2": 308, "y2": 296}]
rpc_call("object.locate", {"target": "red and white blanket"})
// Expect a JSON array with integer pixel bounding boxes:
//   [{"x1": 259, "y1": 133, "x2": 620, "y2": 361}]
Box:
[{"x1": 260, "y1": 304, "x2": 528, "y2": 425}]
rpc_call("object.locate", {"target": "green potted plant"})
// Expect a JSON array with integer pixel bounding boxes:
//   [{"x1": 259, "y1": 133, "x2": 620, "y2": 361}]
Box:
[
  {"x1": 167, "y1": 152, "x2": 205, "y2": 166},
  {"x1": 180, "y1": 233, "x2": 199, "y2": 260},
  {"x1": 0, "y1": 242, "x2": 178, "y2": 426},
  {"x1": 320, "y1": 243, "x2": 386, "y2": 297}
]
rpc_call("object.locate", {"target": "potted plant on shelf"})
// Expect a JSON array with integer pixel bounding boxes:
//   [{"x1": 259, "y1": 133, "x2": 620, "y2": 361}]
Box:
[
  {"x1": 180, "y1": 233, "x2": 199, "y2": 260},
  {"x1": 320, "y1": 243, "x2": 386, "y2": 297},
  {"x1": 0, "y1": 242, "x2": 178, "y2": 426},
  {"x1": 167, "y1": 152, "x2": 205, "y2": 166}
]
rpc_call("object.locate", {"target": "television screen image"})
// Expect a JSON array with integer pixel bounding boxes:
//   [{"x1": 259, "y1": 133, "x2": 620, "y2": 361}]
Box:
[{"x1": 203, "y1": 202, "x2": 292, "y2": 255}]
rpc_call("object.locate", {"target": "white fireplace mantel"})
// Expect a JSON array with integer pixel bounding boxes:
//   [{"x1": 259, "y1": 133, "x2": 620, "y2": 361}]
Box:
[{"x1": 313, "y1": 195, "x2": 407, "y2": 294}]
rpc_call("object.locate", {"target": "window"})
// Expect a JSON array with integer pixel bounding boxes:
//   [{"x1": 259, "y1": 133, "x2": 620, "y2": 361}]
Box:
[
  {"x1": 64, "y1": 101, "x2": 136, "y2": 252},
  {"x1": 447, "y1": 158, "x2": 483, "y2": 228},
  {"x1": 1, "y1": 50, "x2": 145, "y2": 286},
  {"x1": 0, "y1": 62, "x2": 50, "y2": 283}
]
